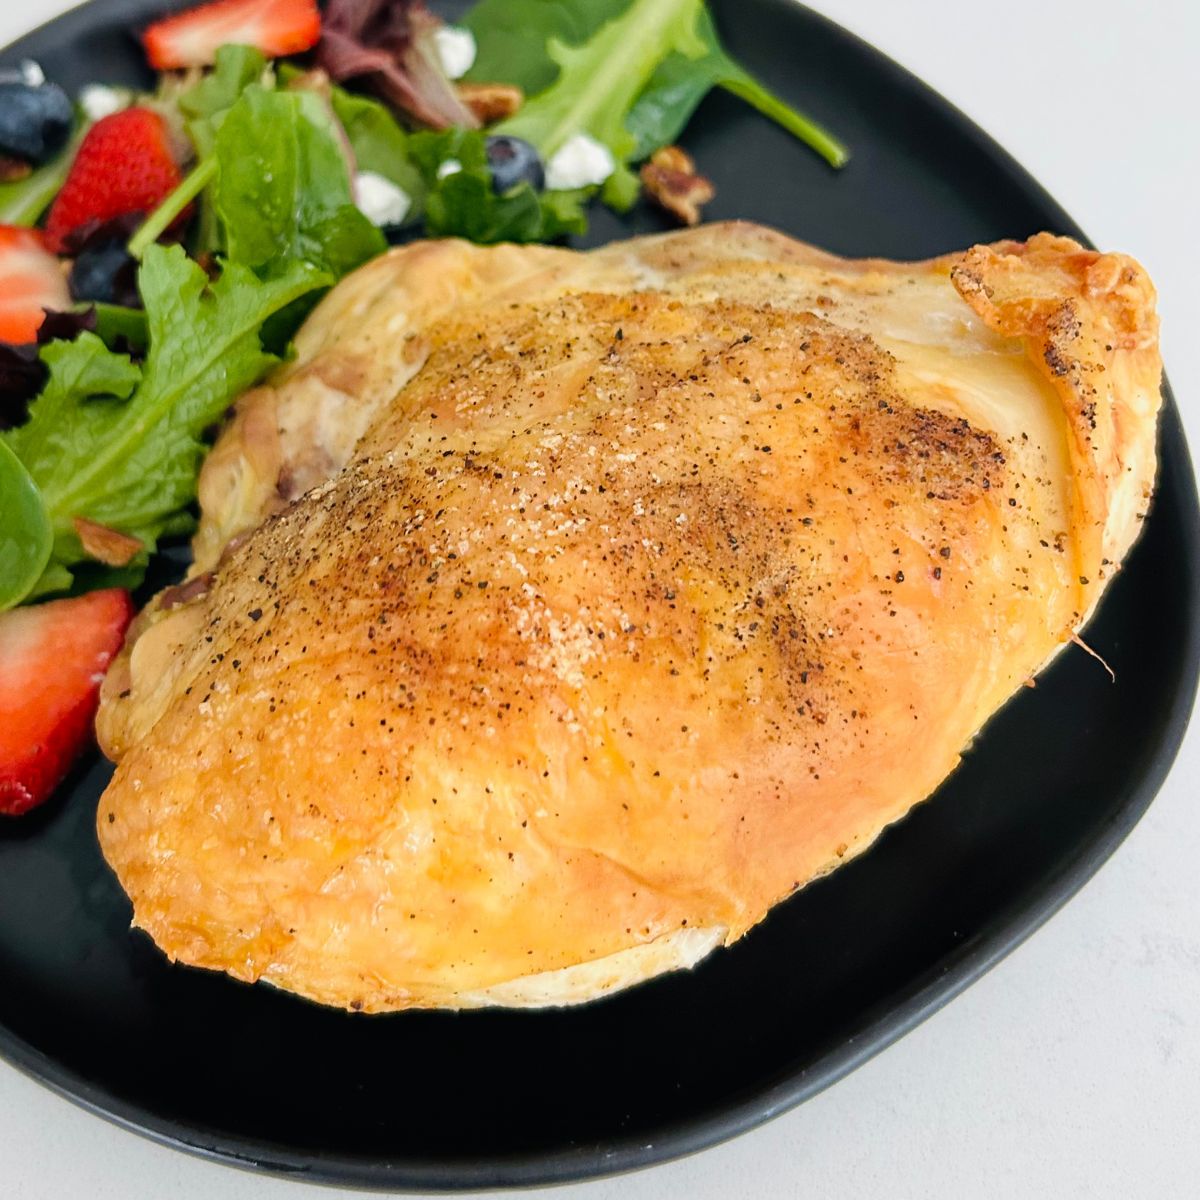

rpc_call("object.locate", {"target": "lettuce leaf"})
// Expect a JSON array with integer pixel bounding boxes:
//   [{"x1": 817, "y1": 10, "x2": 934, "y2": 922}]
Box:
[{"x1": 2, "y1": 246, "x2": 328, "y2": 599}]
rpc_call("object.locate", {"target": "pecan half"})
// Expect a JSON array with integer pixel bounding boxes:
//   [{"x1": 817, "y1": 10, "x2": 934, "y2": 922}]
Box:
[
  {"x1": 73, "y1": 517, "x2": 143, "y2": 567},
  {"x1": 455, "y1": 82, "x2": 524, "y2": 124},
  {"x1": 640, "y1": 146, "x2": 715, "y2": 227},
  {"x1": 0, "y1": 155, "x2": 32, "y2": 183}
]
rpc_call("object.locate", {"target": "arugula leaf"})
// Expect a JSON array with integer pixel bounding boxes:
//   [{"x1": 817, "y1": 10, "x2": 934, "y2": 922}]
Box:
[
  {"x1": 213, "y1": 85, "x2": 386, "y2": 280},
  {"x1": 3, "y1": 246, "x2": 327, "y2": 592},
  {"x1": 328, "y1": 85, "x2": 426, "y2": 204},
  {"x1": 0, "y1": 438, "x2": 51, "y2": 610},
  {"x1": 409, "y1": 128, "x2": 587, "y2": 244},
  {"x1": 495, "y1": 0, "x2": 706, "y2": 209}
]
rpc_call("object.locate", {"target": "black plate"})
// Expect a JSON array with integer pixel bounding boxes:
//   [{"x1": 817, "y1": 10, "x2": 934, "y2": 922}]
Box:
[{"x1": 1, "y1": 0, "x2": 1197, "y2": 1190}]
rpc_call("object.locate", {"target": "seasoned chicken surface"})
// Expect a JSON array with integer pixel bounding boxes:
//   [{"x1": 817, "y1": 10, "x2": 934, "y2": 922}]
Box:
[{"x1": 96, "y1": 224, "x2": 1161, "y2": 1011}]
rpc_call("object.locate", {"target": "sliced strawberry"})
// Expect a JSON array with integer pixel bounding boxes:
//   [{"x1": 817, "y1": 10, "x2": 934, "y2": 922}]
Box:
[
  {"x1": 0, "y1": 589, "x2": 133, "y2": 816},
  {"x1": 44, "y1": 108, "x2": 185, "y2": 253},
  {"x1": 143, "y1": 0, "x2": 322, "y2": 71},
  {"x1": 0, "y1": 225, "x2": 69, "y2": 345}
]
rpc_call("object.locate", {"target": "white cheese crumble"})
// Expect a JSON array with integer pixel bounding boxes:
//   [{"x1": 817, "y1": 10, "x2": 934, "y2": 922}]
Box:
[
  {"x1": 354, "y1": 171, "x2": 412, "y2": 227},
  {"x1": 433, "y1": 26, "x2": 477, "y2": 80},
  {"x1": 437, "y1": 158, "x2": 463, "y2": 180},
  {"x1": 20, "y1": 60, "x2": 45, "y2": 87},
  {"x1": 544, "y1": 133, "x2": 615, "y2": 191},
  {"x1": 78, "y1": 84, "x2": 130, "y2": 121}
]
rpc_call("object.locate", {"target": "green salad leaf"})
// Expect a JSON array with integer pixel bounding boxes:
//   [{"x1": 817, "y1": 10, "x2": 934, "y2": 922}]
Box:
[
  {"x1": 213, "y1": 85, "x2": 386, "y2": 280},
  {"x1": 465, "y1": 0, "x2": 626, "y2": 94},
  {"x1": 179, "y1": 44, "x2": 271, "y2": 157},
  {"x1": 2, "y1": 245, "x2": 328, "y2": 596},
  {"x1": 467, "y1": 0, "x2": 847, "y2": 195},
  {"x1": 409, "y1": 128, "x2": 587, "y2": 244},
  {"x1": 493, "y1": 0, "x2": 706, "y2": 209},
  {"x1": 90, "y1": 303, "x2": 149, "y2": 354},
  {"x1": 0, "y1": 439, "x2": 52, "y2": 610},
  {"x1": 171, "y1": 45, "x2": 273, "y2": 253},
  {"x1": 328, "y1": 85, "x2": 426, "y2": 204}
]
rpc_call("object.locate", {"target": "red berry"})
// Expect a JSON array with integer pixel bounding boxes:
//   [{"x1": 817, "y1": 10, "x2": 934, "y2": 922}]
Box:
[
  {"x1": 142, "y1": 0, "x2": 321, "y2": 71},
  {"x1": 0, "y1": 589, "x2": 133, "y2": 816},
  {"x1": 0, "y1": 225, "x2": 69, "y2": 345},
  {"x1": 44, "y1": 108, "x2": 184, "y2": 253}
]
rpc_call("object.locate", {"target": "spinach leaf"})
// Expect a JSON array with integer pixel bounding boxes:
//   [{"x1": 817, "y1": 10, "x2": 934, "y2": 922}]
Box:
[
  {"x1": 328, "y1": 84, "x2": 426, "y2": 203},
  {"x1": 627, "y1": 8, "x2": 847, "y2": 166},
  {"x1": 0, "y1": 438, "x2": 51, "y2": 610},
  {"x1": 177, "y1": 45, "x2": 272, "y2": 253},
  {"x1": 213, "y1": 85, "x2": 386, "y2": 280}
]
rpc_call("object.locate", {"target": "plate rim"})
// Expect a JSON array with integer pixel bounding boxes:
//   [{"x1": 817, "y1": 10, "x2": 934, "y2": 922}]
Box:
[{"x1": 1, "y1": 0, "x2": 1198, "y2": 1190}]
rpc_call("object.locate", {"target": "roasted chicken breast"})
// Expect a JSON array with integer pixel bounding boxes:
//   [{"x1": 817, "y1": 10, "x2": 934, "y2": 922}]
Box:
[{"x1": 96, "y1": 224, "x2": 1161, "y2": 1011}]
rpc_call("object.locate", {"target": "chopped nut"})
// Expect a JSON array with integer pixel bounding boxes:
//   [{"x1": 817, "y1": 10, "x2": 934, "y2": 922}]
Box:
[
  {"x1": 640, "y1": 145, "x2": 715, "y2": 226},
  {"x1": 0, "y1": 155, "x2": 31, "y2": 184},
  {"x1": 456, "y1": 82, "x2": 524, "y2": 124},
  {"x1": 73, "y1": 517, "x2": 143, "y2": 567}
]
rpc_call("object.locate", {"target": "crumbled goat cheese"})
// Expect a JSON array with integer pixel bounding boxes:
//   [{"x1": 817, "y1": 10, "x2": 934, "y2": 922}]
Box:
[
  {"x1": 355, "y1": 171, "x2": 412, "y2": 227},
  {"x1": 20, "y1": 61, "x2": 45, "y2": 87},
  {"x1": 437, "y1": 158, "x2": 463, "y2": 180},
  {"x1": 434, "y1": 26, "x2": 477, "y2": 80},
  {"x1": 78, "y1": 84, "x2": 129, "y2": 121},
  {"x1": 545, "y1": 133, "x2": 615, "y2": 191}
]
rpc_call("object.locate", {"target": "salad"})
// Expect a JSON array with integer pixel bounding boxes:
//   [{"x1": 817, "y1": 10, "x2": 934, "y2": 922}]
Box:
[{"x1": 0, "y1": 0, "x2": 846, "y2": 814}]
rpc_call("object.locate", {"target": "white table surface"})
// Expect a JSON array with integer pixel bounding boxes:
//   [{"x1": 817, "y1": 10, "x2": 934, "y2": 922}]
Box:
[{"x1": 2, "y1": 2, "x2": 1198, "y2": 1197}]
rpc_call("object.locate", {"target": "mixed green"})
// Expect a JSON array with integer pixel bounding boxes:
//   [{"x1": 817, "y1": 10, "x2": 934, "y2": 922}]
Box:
[{"x1": 0, "y1": 0, "x2": 847, "y2": 612}]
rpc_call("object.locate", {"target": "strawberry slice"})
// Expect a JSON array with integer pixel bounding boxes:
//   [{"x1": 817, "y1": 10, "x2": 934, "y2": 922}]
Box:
[
  {"x1": 0, "y1": 589, "x2": 133, "y2": 816},
  {"x1": 0, "y1": 225, "x2": 69, "y2": 345},
  {"x1": 44, "y1": 108, "x2": 185, "y2": 253},
  {"x1": 143, "y1": 0, "x2": 322, "y2": 71}
]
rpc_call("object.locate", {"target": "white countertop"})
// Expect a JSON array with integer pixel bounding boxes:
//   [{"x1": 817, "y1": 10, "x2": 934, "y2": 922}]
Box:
[{"x1": 2, "y1": 2, "x2": 1197, "y2": 1197}]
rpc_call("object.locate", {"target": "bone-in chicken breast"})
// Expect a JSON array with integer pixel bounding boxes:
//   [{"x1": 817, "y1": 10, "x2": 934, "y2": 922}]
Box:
[{"x1": 96, "y1": 224, "x2": 1161, "y2": 1011}]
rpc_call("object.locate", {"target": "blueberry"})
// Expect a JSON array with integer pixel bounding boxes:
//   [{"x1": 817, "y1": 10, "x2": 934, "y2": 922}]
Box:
[
  {"x1": 69, "y1": 239, "x2": 140, "y2": 309},
  {"x1": 485, "y1": 135, "x2": 544, "y2": 195},
  {"x1": 0, "y1": 80, "x2": 74, "y2": 165}
]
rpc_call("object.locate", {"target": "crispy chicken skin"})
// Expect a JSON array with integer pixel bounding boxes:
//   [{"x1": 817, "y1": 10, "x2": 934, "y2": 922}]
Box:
[{"x1": 96, "y1": 224, "x2": 1161, "y2": 1011}]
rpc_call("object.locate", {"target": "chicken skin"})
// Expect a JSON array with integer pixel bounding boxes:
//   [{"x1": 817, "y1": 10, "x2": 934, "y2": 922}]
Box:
[{"x1": 96, "y1": 224, "x2": 1161, "y2": 1010}]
